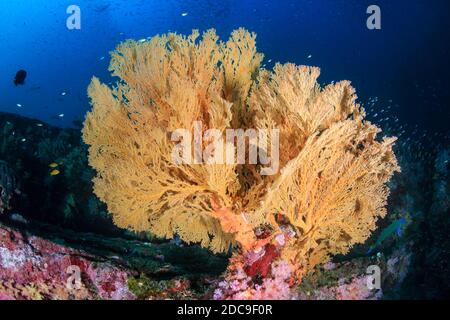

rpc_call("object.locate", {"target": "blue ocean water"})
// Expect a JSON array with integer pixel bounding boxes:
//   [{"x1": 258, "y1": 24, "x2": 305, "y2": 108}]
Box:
[{"x1": 0, "y1": 0, "x2": 449, "y2": 138}]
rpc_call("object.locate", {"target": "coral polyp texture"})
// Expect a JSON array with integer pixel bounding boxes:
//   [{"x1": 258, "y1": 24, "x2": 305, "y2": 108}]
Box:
[{"x1": 82, "y1": 28, "x2": 400, "y2": 282}]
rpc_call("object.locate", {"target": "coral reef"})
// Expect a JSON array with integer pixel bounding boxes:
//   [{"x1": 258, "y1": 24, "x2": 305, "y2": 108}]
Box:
[
  {"x1": 213, "y1": 260, "x2": 295, "y2": 300},
  {"x1": 0, "y1": 222, "x2": 134, "y2": 299},
  {"x1": 0, "y1": 128, "x2": 444, "y2": 300},
  {"x1": 1, "y1": 27, "x2": 446, "y2": 300},
  {"x1": 297, "y1": 246, "x2": 411, "y2": 300},
  {"x1": 0, "y1": 108, "x2": 446, "y2": 300},
  {"x1": 83, "y1": 28, "x2": 399, "y2": 286},
  {"x1": 0, "y1": 220, "x2": 226, "y2": 300},
  {"x1": 0, "y1": 112, "x2": 114, "y2": 235},
  {"x1": 400, "y1": 148, "x2": 450, "y2": 298},
  {"x1": 0, "y1": 218, "x2": 416, "y2": 300},
  {"x1": 0, "y1": 161, "x2": 19, "y2": 214}
]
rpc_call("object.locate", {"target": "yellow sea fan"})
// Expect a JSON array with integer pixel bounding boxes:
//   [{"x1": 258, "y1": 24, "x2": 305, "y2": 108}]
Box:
[
  {"x1": 83, "y1": 29, "x2": 262, "y2": 253},
  {"x1": 83, "y1": 28, "x2": 400, "y2": 275}
]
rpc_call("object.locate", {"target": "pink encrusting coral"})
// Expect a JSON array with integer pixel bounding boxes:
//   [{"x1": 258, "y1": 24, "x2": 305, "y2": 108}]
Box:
[
  {"x1": 334, "y1": 276, "x2": 383, "y2": 300},
  {"x1": 297, "y1": 275, "x2": 383, "y2": 300},
  {"x1": 213, "y1": 260, "x2": 297, "y2": 300},
  {"x1": 0, "y1": 222, "x2": 135, "y2": 300}
]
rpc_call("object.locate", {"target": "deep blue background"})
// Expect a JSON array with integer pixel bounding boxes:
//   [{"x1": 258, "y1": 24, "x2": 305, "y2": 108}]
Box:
[{"x1": 0, "y1": 0, "x2": 449, "y2": 137}]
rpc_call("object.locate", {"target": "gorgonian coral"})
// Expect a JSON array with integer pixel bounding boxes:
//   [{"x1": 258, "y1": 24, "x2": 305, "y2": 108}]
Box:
[{"x1": 82, "y1": 28, "x2": 400, "y2": 281}]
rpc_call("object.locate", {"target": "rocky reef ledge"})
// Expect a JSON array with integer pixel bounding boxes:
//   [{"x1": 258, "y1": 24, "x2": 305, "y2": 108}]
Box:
[
  {"x1": 0, "y1": 218, "x2": 413, "y2": 300},
  {"x1": 0, "y1": 219, "x2": 228, "y2": 300}
]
